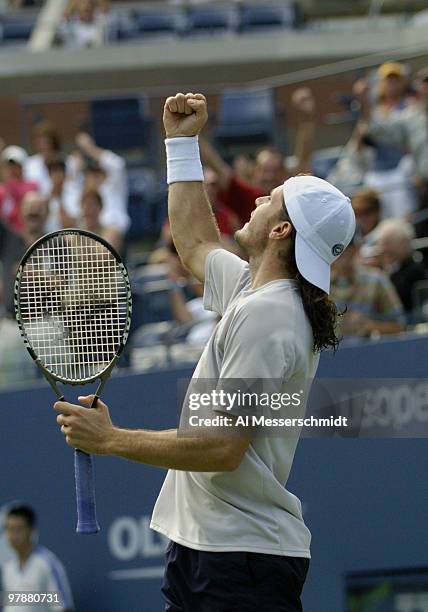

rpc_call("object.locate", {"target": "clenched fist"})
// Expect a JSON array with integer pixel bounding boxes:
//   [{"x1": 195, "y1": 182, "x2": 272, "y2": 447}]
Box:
[{"x1": 163, "y1": 92, "x2": 208, "y2": 138}]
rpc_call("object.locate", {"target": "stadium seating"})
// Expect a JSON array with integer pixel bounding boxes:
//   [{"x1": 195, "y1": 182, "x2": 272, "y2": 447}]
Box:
[
  {"x1": 184, "y1": 7, "x2": 235, "y2": 36},
  {"x1": 213, "y1": 88, "x2": 276, "y2": 146},
  {"x1": 99, "y1": 3, "x2": 300, "y2": 43},
  {"x1": 130, "y1": 265, "x2": 173, "y2": 328},
  {"x1": 127, "y1": 167, "x2": 166, "y2": 240},
  {"x1": 0, "y1": 15, "x2": 36, "y2": 46},
  {"x1": 134, "y1": 9, "x2": 178, "y2": 38},
  {"x1": 90, "y1": 96, "x2": 151, "y2": 152},
  {"x1": 238, "y1": 3, "x2": 297, "y2": 33}
]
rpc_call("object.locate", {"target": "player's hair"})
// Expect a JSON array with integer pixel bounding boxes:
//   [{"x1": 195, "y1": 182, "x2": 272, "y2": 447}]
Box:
[
  {"x1": 278, "y1": 209, "x2": 341, "y2": 353},
  {"x1": 6, "y1": 505, "x2": 37, "y2": 528}
]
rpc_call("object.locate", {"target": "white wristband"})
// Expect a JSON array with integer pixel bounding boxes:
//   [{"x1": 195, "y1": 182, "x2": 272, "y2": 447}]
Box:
[{"x1": 165, "y1": 136, "x2": 204, "y2": 185}]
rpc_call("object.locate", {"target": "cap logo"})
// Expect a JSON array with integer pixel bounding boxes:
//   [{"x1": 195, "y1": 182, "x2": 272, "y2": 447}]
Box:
[{"x1": 332, "y1": 243, "x2": 344, "y2": 257}]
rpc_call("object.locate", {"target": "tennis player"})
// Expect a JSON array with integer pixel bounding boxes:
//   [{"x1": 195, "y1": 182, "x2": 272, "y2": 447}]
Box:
[{"x1": 55, "y1": 93, "x2": 355, "y2": 611}]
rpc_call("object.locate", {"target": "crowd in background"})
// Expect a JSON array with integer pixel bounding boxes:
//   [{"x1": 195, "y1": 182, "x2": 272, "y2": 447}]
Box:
[
  {"x1": 1, "y1": 59, "x2": 428, "y2": 383},
  {"x1": 58, "y1": 0, "x2": 116, "y2": 48}
]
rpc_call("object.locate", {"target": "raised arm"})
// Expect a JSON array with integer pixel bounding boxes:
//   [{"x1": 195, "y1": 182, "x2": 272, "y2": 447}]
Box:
[
  {"x1": 291, "y1": 87, "x2": 316, "y2": 175},
  {"x1": 164, "y1": 93, "x2": 222, "y2": 282}
]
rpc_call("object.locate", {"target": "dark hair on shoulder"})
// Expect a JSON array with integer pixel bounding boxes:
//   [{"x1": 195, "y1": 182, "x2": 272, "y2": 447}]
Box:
[
  {"x1": 278, "y1": 209, "x2": 341, "y2": 353},
  {"x1": 6, "y1": 505, "x2": 37, "y2": 528}
]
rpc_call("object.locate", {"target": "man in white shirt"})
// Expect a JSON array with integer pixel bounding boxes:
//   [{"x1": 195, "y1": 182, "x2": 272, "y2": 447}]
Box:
[
  {"x1": 0, "y1": 505, "x2": 74, "y2": 612},
  {"x1": 54, "y1": 93, "x2": 355, "y2": 611},
  {"x1": 58, "y1": 0, "x2": 108, "y2": 49}
]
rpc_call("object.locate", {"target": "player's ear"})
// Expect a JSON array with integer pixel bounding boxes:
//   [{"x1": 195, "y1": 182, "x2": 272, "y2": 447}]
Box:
[{"x1": 269, "y1": 221, "x2": 292, "y2": 241}]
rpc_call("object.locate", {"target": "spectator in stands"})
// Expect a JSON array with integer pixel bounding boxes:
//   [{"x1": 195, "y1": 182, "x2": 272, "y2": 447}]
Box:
[
  {"x1": 167, "y1": 244, "x2": 218, "y2": 347},
  {"x1": 375, "y1": 218, "x2": 426, "y2": 316},
  {"x1": 253, "y1": 88, "x2": 316, "y2": 196},
  {"x1": 412, "y1": 66, "x2": 428, "y2": 220},
  {"x1": 331, "y1": 239, "x2": 405, "y2": 338},
  {"x1": 25, "y1": 121, "x2": 64, "y2": 197},
  {"x1": 79, "y1": 187, "x2": 123, "y2": 253},
  {"x1": 199, "y1": 137, "x2": 264, "y2": 226},
  {"x1": 374, "y1": 62, "x2": 410, "y2": 117},
  {"x1": 365, "y1": 62, "x2": 417, "y2": 218},
  {"x1": 253, "y1": 147, "x2": 287, "y2": 197},
  {"x1": 361, "y1": 65, "x2": 428, "y2": 210},
  {"x1": 75, "y1": 132, "x2": 130, "y2": 234},
  {"x1": 59, "y1": 0, "x2": 111, "y2": 48},
  {"x1": 203, "y1": 166, "x2": 241, "y2": 236},
  {"x1": 232, "y1": 154, "x2": 256, "y2": 185},
  {"x1": 45, "y1": 158, "x2": 78, "y2": 232},
  {"x1": 0, "y1": 146, "x2": 38, "y2": 234},
  {"x1": 0, "y1": 194, "x2": 48, "y2": 386},
  {"x1": 0, "y1": 504, "x2": 74, "y2": 612},
  {"x1": 0, "y1": 192, "x2": 49, "y2": 314},
  {"x1": 327, "y1": 121, "x2": 374, "y2": 194},
  {"x1": 414, "y1": 66, "x2": 428, "y2": 102},
  {"x1": 352, "y1": 187, "x2": 381, "y2": 245},
  {"x1": 199, "y1": 87, "x2": 316, "y2": 225},
  {"x1": 331, "y1": 64, "x2": 417, "y2": 218}
]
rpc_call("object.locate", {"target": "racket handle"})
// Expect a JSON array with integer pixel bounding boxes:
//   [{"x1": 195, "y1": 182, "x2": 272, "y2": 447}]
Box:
[{"x1": 74, "y1": 449, "x2": 100, "y2": 534}]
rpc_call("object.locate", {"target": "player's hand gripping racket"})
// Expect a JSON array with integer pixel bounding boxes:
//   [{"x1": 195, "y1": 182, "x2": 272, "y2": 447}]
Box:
[{"x1": 14, "y1": 230, "x2": 132, "y2": 534}]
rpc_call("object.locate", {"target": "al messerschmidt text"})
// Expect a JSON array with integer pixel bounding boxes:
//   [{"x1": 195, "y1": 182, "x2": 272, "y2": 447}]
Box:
[{"x1": 188, "y1": 415, "x2": 349, "y2": 428}]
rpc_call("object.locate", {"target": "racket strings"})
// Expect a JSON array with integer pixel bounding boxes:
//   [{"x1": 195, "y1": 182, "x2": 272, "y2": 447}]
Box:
[{"x1": 18, "y1": 233, "x2": 129, "y2": 382}]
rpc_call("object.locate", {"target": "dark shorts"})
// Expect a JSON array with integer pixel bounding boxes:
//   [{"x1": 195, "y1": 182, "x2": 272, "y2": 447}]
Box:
[{"x1": 162, "y1": 540, "x2": 310, "y2": 612}]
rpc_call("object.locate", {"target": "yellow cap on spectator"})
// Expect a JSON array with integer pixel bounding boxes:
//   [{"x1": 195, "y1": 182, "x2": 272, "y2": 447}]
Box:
[{"x1": 377, "y1": 62, "x2": 406, "y2": 79}]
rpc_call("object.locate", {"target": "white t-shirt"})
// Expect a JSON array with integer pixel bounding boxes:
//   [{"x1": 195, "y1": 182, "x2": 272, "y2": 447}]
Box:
[
  {"x1": 0, "y1": 545, "x2": 74, "y2": 612},
  {"x1": 150, "y1": 249, "x2": 319, "y2": 557}
]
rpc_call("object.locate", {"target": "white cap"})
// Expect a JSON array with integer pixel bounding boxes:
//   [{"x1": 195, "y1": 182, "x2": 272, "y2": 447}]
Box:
[
  {"x1": 283, "y1": 175, "x2": 355, "y2": 294},
  {"x1": 1, "y1": 146, "x2": 28, "y2": 166}
]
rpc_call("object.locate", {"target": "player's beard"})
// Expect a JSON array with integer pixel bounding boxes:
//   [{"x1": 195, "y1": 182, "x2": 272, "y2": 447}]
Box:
[{"x1": 235, "y1": 222, "x2": 268, "y2": 258}]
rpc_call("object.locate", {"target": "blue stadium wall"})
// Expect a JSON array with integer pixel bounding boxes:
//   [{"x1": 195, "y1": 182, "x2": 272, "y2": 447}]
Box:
[{"x1": 0, "y1": 335, "x2": 427, "y2": 612}]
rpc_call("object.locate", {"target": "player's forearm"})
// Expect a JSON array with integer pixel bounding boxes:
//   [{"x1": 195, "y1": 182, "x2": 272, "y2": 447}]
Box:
[
  {"x1": 107, "y1": 427, "x2": 236, "y2": 472},
  {"x1": 168, "y1": 181, "x2": 220, "y2": 264}
]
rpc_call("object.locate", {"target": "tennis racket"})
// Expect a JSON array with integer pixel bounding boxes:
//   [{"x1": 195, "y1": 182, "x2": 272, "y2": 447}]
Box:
[{"x1": 14, "y1": 229, "x2": 132, "y2": 534}]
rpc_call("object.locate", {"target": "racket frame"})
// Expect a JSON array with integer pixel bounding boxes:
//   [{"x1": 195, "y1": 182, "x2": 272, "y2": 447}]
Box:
[{"x1": 14, "y1": 229, "x2": 133, "y2": 535}]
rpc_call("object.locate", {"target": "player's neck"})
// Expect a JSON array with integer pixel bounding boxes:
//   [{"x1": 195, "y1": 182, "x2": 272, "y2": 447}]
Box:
[
  {"x1": 249, "y1": 252, "x2": 292, "y2": 289},
  {"x1": 17, "y1": 543, "x2": 33, "y2": 567}
]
